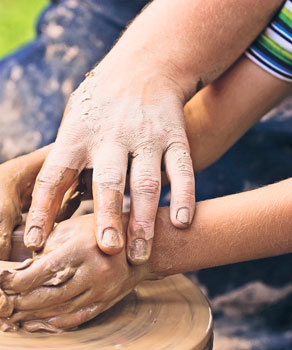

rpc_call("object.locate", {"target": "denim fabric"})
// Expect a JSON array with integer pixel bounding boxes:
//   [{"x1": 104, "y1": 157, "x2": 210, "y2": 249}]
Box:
[{"x1": 0, "y1": 0, "x2": 149, "y2": 162}]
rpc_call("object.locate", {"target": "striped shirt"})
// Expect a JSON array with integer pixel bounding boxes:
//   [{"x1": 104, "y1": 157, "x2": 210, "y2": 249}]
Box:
[{"x1": 246, "y1": 0, "x2": 292, "y2": 82}]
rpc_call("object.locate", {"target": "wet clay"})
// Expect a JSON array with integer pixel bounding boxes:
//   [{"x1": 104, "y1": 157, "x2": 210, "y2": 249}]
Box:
[
  {"x1": 10, "y1": 225, "x2": 32, "y2": 262},
  {"x1": 0, "y1": 274, "x2": 213, "y2": 350},
  {"x1": 0, "y1": 225, "x2": 213, "y2": 349}
]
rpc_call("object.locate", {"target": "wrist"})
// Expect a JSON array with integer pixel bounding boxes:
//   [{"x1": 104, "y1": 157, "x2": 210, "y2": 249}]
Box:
[
  {"x1": 104, "y1": 1, "x2": 202, "y2": 102},
  {"x1": 94, "y1": 45, "x2": 187, "y2": 105},
  {"x1": 142, "y1": 208, "x2": 175, "y2": 280},
  {"x1": 122, "y1": 212, "x2": 163, "y2": 281}
]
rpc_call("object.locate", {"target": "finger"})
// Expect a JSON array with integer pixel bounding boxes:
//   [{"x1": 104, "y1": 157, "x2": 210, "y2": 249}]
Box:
[
  {"x1": 14, "y1": 267, "x2": 87, "y2": 311},
  {"x1": 0, "y1": 317, "x2": 18, "y2": 332},
  {"x1": 24, "y1": 156, "x2": 78, "y2": 250},
  {"x1": 11, "y1": 290, "x2": 92, "y2": 322},
  {"x1": 0, "y1": 248, "x2": 79, "y2": 293},
  {"x1": 22, "y1": 302, "x2": 103, "y2": 332},
  {"x1": 21, "y1": 320, "x2": 61, "y2": 333},
  {"x1": 0, "y1": 202, "x2": 22, "y2": 260},
  {"x1": 92, "y1": 144, "x2": 127, "y2": 255},
  {"x1": 17, "y1": 288, "x2": 133, "y2": 332},
  {"x1": 164, "y1": 141, "x2": 195, "y2": 228},
  {"x1": 127, "y1": 147, "x2": 162, "y2": 265},
  {"x1": 41, "y1": 287, "x2": 133, "y2": 331}
]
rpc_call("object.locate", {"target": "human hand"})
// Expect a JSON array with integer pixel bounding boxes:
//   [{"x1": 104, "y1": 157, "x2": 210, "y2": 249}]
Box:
[
  {"x1": 24, "y1": 49, "x2": 195, "y2": 264},
  {"x1": 0, "y1": 215, "x2": 147, "y2": 332},
  {"x1": 0, "y1": 160, "x2": 24, "y2": 260},
  {"x1": 0, "y1": 147, "x2": 92, "y2": 260}
]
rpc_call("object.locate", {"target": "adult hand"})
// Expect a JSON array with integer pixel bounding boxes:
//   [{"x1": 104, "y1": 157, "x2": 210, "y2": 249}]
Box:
[
  {"x1": 0, "y1": 215, "x2": 147, "y2": 332},
  {"x1": 24, "y1": 48, "x2": 195, "y2": 264}
]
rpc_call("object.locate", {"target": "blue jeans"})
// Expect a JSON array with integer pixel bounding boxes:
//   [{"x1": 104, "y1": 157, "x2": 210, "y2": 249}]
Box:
[
  {"x1": 0, "y1": 0, "x2": 291, "y2": 347},
  {"x1": 0, "y1": 0, "x2": 149, "y2": 161}
]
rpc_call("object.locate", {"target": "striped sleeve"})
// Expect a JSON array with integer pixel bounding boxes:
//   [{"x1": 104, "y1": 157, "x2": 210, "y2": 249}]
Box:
[{"x1": 245, "y1": 0, "x2": 292, "y2": 82}]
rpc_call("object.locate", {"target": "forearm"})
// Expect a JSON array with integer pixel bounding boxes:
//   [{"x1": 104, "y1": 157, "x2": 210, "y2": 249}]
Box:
[
  {"x1": 146, "y1": 178, "x2": 292, "y2": 277},
  {"x1": 184, "y1": 56, "x2": 292, "y2": 172},
  {"x1": 108, "y1": 0, "x2": 284, "y2": 101}
]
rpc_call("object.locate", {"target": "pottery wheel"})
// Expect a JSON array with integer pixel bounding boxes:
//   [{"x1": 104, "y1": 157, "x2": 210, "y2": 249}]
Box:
[{"x1": 0, "y1": 274, "x2": 213, "y2": 350}]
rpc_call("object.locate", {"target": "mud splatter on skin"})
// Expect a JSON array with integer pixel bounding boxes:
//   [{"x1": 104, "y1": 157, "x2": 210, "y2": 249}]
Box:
[
  {"x1": 24, "y1": 60, "x2": 195, "y2": 262},
  {"x1": 0, "y1": 175, "x2": 291, "y2": 333},
  {"x1": 0, "y1": 146, "x2": 91, "y2": 260},
  {"x1": 0, "y1": 215, "x2": 146, "y2": 332}
]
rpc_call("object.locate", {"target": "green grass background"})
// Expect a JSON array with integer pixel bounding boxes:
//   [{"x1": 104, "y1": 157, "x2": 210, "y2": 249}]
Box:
[{"x1": 0, "y1": 0, "x2": 49, "y2": 58}]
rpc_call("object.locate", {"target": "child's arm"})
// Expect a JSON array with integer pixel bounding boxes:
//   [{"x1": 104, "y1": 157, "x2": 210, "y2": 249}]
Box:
[
  {"x1": 2, "y1": 178, "x2": 291, "y2": 332},
  {"x1": 184, "y1": 55, "x2": 292, "y2": 172},
  {"x1": 1, "y1": 55, "x2": 291, "y2": 259},
  {"x1": 148, "y1": 178, "x2": 292, "y2": 277}
]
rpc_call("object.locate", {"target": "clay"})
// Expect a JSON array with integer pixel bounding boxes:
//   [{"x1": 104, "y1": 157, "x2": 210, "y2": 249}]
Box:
[
  {"x1": 0, "y1": 173, "x2": 292, "y2": 333},
  {"x1": 0, "y1": 146, "x2": 51, "y2": 260},
  {"x1": 10, "y1": 225, "x2": 32, "y2": 262},
  {"x1": 23, "y1": 54, "x2": 196, "y2": 260},
  {"x1": 0, "y1": 275, "x2": 213, "y2": 350},
  {"x1": 93, "y1": 186, "x2": 124, "y2": 254},
  {"x1": 0, "y1": 223, "x2": 213, "y2": 350},
  {"x1": 23, "y1": 0, "x2": 282, "y2": 264},
  {"x1": 0, "y1": 147, "x2": 93, "y2": 260},
  {"x1": 0, "y1": 215, "x2": 146, "y2": 332},
  {"x1": 0, "y1": 176, "x2": 291, "y2": 335}
]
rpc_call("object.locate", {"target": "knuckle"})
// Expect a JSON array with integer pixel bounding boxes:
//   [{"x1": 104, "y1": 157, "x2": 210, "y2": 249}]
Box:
[
  {"x1": 94, "y1": 167, "x2": 123, "y2": 191},
  {"x1": 167, "y1": 127, "x2": 189, "y2": 144},
  {"x1": 134, "y1": 219, "x2": 153, "y2": 232},
  {"x1": 166, "y1": 140, "x2": 191, "y2": 160},
  {"x1": 177, "y1": 161, "x2": 194, "y2": 178},
  {"x1": 36, "y1": 169, "x2": 65, "y2": 189},
  {"x1": 132, "y1": 175, "x2": 160, "y2": 197},
  {"x1": 99, "y1": 260, "x2": 111, "y2": 274},
  {"x1": 132, "y1": 142, "x2": 156, "y2": 158},
  {"x1": 167, "y1": 140, "x2": 191, "y2": 156},
  {"x1": 166, "y1": 142, "x2": 194, "y2": 178}
]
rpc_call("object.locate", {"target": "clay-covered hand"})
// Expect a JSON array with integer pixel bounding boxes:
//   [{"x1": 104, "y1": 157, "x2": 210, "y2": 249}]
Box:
[
  {"x1": 0, "y1": 147, "x2": 55, "y2": 260},
  {"x1": 0, "y1": 147, "x2": 93, "y2": 260},
  {"x1": 0, "y1": 159, "x2": 24, "y2": 260},
  {"x1": 23, "y1": 44, "x2": 195, "y2": 264},
  {"x1": 0, "y1": 215, "x2": 147, "y2": 332}
]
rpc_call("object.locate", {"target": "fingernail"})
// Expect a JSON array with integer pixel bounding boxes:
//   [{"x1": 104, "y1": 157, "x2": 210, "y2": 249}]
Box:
[
  {"x1": 129, "y1": 238, "x2": 149, "y2": 264},
  {"x1": 176, "y1": 207, "x2": 190, "y2": 225},
  {"x1": 102, "y1": 228, "x2": 123, "y2": 249},
  {"x1": 26, "y1": 227, "x2": 43, "y2": 248}
]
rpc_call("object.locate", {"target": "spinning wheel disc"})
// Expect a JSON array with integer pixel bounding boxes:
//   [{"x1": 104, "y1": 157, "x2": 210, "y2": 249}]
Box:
[{"x1": 0, "y1": 274, "x2": 213, "y2": 350}]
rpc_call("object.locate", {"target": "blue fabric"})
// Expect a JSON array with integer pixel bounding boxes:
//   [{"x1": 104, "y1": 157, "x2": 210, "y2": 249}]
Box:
[
  {"x1": 0, "y1": 0, "x2": 149, "y2": 161},
  {"x1": 0, "y1": 1, "x2": 291, "y2": 347}
]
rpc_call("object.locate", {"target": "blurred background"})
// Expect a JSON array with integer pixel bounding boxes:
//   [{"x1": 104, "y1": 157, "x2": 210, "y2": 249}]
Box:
[{"x1": 0, "y1": 0, "x2": 48, "y2": 58}]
